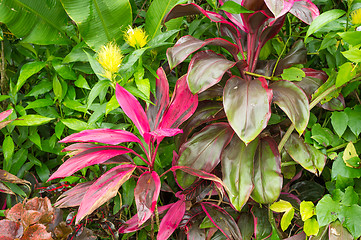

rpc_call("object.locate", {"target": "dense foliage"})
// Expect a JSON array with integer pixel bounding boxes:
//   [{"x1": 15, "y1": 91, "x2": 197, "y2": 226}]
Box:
[{"x1": 1, "y1": 0, "x2": 361, "y2": 239}]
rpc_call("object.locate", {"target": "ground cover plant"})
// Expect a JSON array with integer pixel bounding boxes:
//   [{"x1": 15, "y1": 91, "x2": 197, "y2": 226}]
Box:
[{"x1": 1, "y1": 0, "x2": 361, "y2": 239}]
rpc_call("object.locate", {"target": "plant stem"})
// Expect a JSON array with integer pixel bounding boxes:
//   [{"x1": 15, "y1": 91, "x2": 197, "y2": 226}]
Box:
[
  {"x1": 278, "y1": 124, "x2": 295, "y2": 152},
  {"x1": 243, "y1": 71, "x2": 279, "y2": 81},
  {"x1": 281, "y1": 161, "x2": 298, "y2": 167},
  {"x1": 268, "y1": 205, "x2": 283, "y2": 239},
  {"x1": 326, "y1": 142, "x2": 348, "y2": 153}
]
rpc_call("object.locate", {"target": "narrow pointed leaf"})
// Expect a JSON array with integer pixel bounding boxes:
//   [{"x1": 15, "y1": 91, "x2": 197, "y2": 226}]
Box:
[
  {"x1": 147, "y1": 67, "x2": 169, "y2": 131},
  {"x1": 201, "y1": 202, "x2": 242, "y2": 240},
  {"x1": 144, "y1": 128, "x2": 183, "y2": 141},
  {"x1": 60, "y1": 129, "x2": 142, "y2": 145},
  {"x1": 134, "y1": 171, "x2": 161, "y2": 226},
  {"x1": 55, "y1": 181, "x2": 94, "y2": 208},
  {"x1": 157, "y1": 199, "x2": 186, "y2": 240},
  {"x1": 116, "y1": 84, "x2": 150, "y2": 137},
  {"x1": 222, "y1": 136, "x2": 258, "y2": 211},
  {"x1": 158, "y1": 75, "x2": 198, "y2": 129},
  {"x1": 251, "y1": 137, "x2": 282, "y2": 204},
  {"x1": 175, "y1": 123, "x2": 233, "y2": 188},
  {"x1": 167, "y1": 35, "x2": 238, "y2": 69},
  {"x1": 76, "y1": 164, "x2": 135, "y2": 223},
  {"x1": 48, "y1": 146, "x2": 134, "y2": 180},
  {"x1": 289, "y1": 0, "x2": 320, "y2": 25},
  {"x1": 264, "y1": 0, "x2": 294, "y2": 20},
  {"x1": 224, "y1": 76, "x2": 272, "y2": 144},
  {"x1": 271, "y1": 81, "x2": 309, "y2": 134},
  {"x1": 0, "y1": 109, "x2": 13, "y2": 122},
  {"x1": 187, "y1": 50, "x2": 236, "y2": 94},
  {"x1": 284, "y1": 134, "x2": 326, "y2": 176}
]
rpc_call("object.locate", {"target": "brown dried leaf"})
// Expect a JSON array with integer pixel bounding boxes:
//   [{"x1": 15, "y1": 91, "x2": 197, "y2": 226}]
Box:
[
  {"x1": 5, "y1": 202, "x2": 24, "y2": 221},
  {"x1": 0, "y1": 169, "x2": 30, "y2": 185},
  {"x1": 21, "y1": 224, "x2": 53, "y2": 240},
  {"x1": 0, "y1": 219, "x2": 23, "y2": 239}
]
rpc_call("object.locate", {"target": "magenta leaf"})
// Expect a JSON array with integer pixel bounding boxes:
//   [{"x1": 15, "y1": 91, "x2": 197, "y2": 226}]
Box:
[
  {"x1": 251, "y1": 137, "x2": 282, "y2": 204},
  {"x1": 222, "y1": 135, "x2": 258, "y2": 211},
  {"x1": 181, "y1": 179, "x2": 214, "y2": 201},
  {"x1": 62, "y1": 143, "x2": 98, "y2": 152},
  {"x1": 166, "y1": 35, "x2": 239, "y2": 69},
  {"x1": 158, "y1": 75, "x2": 198, "y2": 130},
  {"x1": 134, "y1": 171, "x2": 161, "y2": 226},
  {"x1": 187, "y1": 50, "x2": 236, "y2": 94},
  {"x1": 0, "y1": 109, "x2": 13, "y2": 122},
  {"x1": 175, "y1": 123, "x2": 233, "y2": 189},
  {"x1": 144, "y1": 128, "x2": 183, "y2": 142},
  {"x1": 60, "y1": 129, "x2": 142, "y2": 145},
  {"x1": 55, "y1": 181, "x2": 94, "y2": 208},
  {"x1": 147, "y1": 67, "x2": 169, "y2": 131},
  {"x1": 157, "y1": 199, "x2": 186, "y2": 240},
  {"x1": 48, "y1": 146, "x2": 134, "y2": 180},
  {"x1": 201, "y1": 202, "x2": 242, "y2": 240},
  {"x1": 270, "y1": 80, "x2": 309, "y2": 134},
  {"x1": 289, "y1": 0, "x2": 319, "y2": 25},
  {"x1": 116, "y1": 84, "x2": 150, "y2": 137},
  {"x1": 76, "y1": 164, "x2": 136, "y2": 223},
  {"x1": 223, "y1": 76, "x2": 272, "y2": 144}
]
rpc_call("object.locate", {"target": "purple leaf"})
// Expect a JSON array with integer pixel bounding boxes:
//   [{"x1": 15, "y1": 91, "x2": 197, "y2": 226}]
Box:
[
  {"x1": 270, "y1": 80, "x2": 309, "y2": 135},
  {"x1": 76, "y1": 164, "x2": 136, "y2": 223},
  {"x1": 289, "y1": 0, "x2": 319, "y2": 25},
  {"x1": 157, "y1": 199, "x2": 186, "y2": 240},
  {"x1": 48, "y1": 146, "x2": 134, "y2": 181},
  {"x1": 222, "y1": 135, "x2": 258, "y2": 211},
  {"x1": 284, "y1": 133, "x2": 326, "y2": 176},
  {"x1": 274, "y1": 40, "x2": 307, "y2": 76},
  {"x1": 147, "y1": 67, "x2": 169, "y2": 131},
  {"x1": 166, "y1": 35, "x2": 239, "y2": 69},
  {"x1": 187, "y1": 50, "x2": 236, "y2": 94},
  {"x1": 251, "y1": 137, "x2": 282, "y2": 204},
  {"x1": 0, "y1": 109, "x2": 13, "y2": 122},
  {"x1": 59, "y1": 129, "x2": 142, "y2": 145},
  {"x1": 181, "y1": 179, "x2": 214, "y2": 201},
  {"x1": 116, "y1": 84, "x2": 150, "y2": 137},
  {"x1": 55, "y1": 181, "x2": 94, "y2": 208},
  {"x1": 158, "y1": 75, "x2": 198, "y2": 130},
  {"x1": 223, "y1": 76, "x2": 272, "y2": 144},
  {"x1": 201, "y1": 202, "x2": 242, "y2": 240},
  {"x1": 175, "y1": 123, "x2": 233, "y2": 189},
  {"x1": 134, "y1": 171, "x2": 161, "y2": 226}
]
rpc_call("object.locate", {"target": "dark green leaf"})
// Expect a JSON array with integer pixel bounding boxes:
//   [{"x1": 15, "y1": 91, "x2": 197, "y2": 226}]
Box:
[
  {"x1": 345, "y1": 106, "x2": 361, "y2": 136},
  {"x1": 74, "y1": 75, "x2": 91, "y2": 90},
  {"x1": 252, "y1": 206, "x2": 272, "y2": 240},
  {"x1": 331, "y1": 111, "x2": 348, "y2": 137},
  {"x1": 36, "y1": 164, "x2": 50, "y2": 182},
  {"x1": 3, "y1": 136, "x2": 14, "y2": 172},
  {"x1": 25, "y1": 99, "x2": 53, "y2": 110}
]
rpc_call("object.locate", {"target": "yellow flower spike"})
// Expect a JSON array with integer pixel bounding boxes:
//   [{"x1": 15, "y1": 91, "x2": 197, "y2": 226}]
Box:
[
  {"x1": 351, "y1": 8, "x2": 361, "y2": 25},
  {"x1": 97, "y1": 42, "x2": 123, "y2": 77},
  {"x1": 124, "y1": 26, "x2": 148, "y2": 49}
]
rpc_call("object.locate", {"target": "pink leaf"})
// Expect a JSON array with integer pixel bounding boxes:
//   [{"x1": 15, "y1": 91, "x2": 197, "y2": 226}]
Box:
[
  {"x1": 62, "y1": 143, "x2": 98, "y2": 152},
  {"x1": 76, "y1": 164, "x2": 136, "y2": 223},
  {"x1": 134, "y1": 171, "x2": 161, "y2": 226},
  {"x1": 144, "y1": 128, "x2": 183, "y2": 143},
  {"x1": 116, "y1": 84, "x2": 150, "y2": 137},
  {"x1": 157, "y1": 199, "x2": 186, "y2": 240},
  {"x1": 48, "y1": 146, "x2": 134, "y2": 181},
  {"x1": 0, "y1": 109, "x2": 13, "y2": 122},
  {"x1": 55, "y1": 181, "x2": 94, "y2": 208},
  {"x1": 289, "y1": 0, "x2": 320, "y2": 25},
  {"x1": 158, "y1": 75, "x2": 198, "y2": 129},
  {"x1": 60, "y1": 129, "x2": 142, "y2": 145},
  {"x1": 147, "y1": 67, "x2": 169, "y2": 131}
]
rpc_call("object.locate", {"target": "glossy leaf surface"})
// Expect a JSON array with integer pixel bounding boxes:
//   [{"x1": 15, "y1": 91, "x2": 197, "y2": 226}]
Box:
[
  {"x1": 271, "y1": 81, "x2": 309, "y2": 134},
  {"x1": 222, "y1": 136, "x2": 258, "y2": 211},
  {"x1": 251, "y1": 206, "x2": 273, "y2": 240},
  {"x1": 55, "y1": 181, "x2": 94, "y2": 208},
  {"x1": 76, "y1": 164, "x2": 136, "y2": 223},
  {"x1": 251, "y1": 137, "x2": 282, "y2": 204},
  {"x1": 175, "y1": 123, "x2": 233, "y2": 188},
  {"x1": 289, "y1": 0, "x2": 320, "y2": 24},
  {"x1": 187, "y1": 50, "x2": 236, "y2": 94},
  {"x1": 157, "y1": 199, "x2": 186, "y2": 240},
  {"x1": 134, "y1": 171, "x2": 161, "y2": 226},
  {"x1": 224, "y1": 76, "x2": 272, "y2": 144},
  {"x1": 284, "y1": 134, "x2": 326, "y2": 176}
]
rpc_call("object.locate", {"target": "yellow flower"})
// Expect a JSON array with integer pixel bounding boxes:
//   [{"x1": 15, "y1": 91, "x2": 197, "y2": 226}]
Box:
[
  {"x1": 97, "y1": 42, "x2": 123, "y2": 77},
  {"x1": 124, "y1": 26, "x2": 148, "y2": 49},
  {"x1": 351, "y1": 8, "x2": 361, "y2": 25}
]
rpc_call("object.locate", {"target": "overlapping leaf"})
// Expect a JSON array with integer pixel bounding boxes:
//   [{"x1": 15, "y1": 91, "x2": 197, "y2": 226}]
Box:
[
  {"x1": 55, "y1": 181, "x2": 94, "y2": 208},
  {"x1": 157, "y1": 199, "x2": 186, "y2": 240}
]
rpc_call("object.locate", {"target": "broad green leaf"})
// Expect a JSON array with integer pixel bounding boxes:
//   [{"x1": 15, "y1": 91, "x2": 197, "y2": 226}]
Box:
[
  {"x1": 10, "y1": 149, "x2": 28, "y2": 174},
  {"x1": 63, "y1": 100, "x2": 87, "y2": 113},
  {"x1": 270, "y1": 200, "x2": 293, "y2": 213},
  {"x1": 331, "y1": 111, "x2": 348, "y2": 137},
  {"x1": 15, "y1": 61, "x2": 47, "y2": 93},
  {"x1": 300, "y1": 201, "x2": 315, "y2": 221},
  {"x1": 271, "y1": 81, "x2": 309, "y2": 134},
  {"x1": 147, "y1": 29, "x2": 180, "y2": 48},
  {"x1": 342, "y1": 186, "x2": 359, "y2": 206},
  {"x1": 28, "y1": 132, "x2": 42, "y2": 149},
  {"x1": 224, "y1": 76, "x2": 271, "y2": 144},
  {"x1": 25, "y1": 99, "x2": 53, "y2": 110},
  {"x1": 251, "y1": 137, "x2": 282, "y2": 204},
  {"x1": 74, "y1": 75, "x2": 90, "y2": 90},
  {"x1": 61, "y1": 0, "x2": 132, "y2": 50},
  {"x1": 342, "y1": 47, "x2": 361, "y2": 63},
  {"x1": 345, "y1": 106, "x2": 361, "y2": 136},
  {"x1": 26, "y1": 81, "x2": 52, "y2": 97},
  {"x1": 52, "y1": 59, "x2": 77, "y2": 80},
  {"x1": 306, "y1": 9, "x2": 346, "y2": 40},
  {"x1": 281, "y1": 67, "x2": 306, "y2": 82},
  {"x1": 281, "y1": 208, "x2": 294, "y2": 231},
  {"x1": 251, "y1": 206, "x2": 272, "y2": 240},
  {"x1": 284, "y1": 134, "x2": 326, "y2": 175},
  {"x1": 86, "y1": 80, "x2": 111, "y2": 110},
  {"x1": 219, "y1": 1, "x2": 254, "y2": 14},
  {"x1": 329, "y1": 221, "x2": 353, "y2": 240},
  {"x1": 339, "y1": 204, "x2": 361, "y2": 238},
  {"x1": 119, "y1": 48, "x2": 149, "y2": 73},
  {"x1": 343, "y1": 142, "x2": 360, "y2": 168},
  {"x1": 85, "y1": 51, "x2": 106, "y2": 81},
  {"x1": 336, "y1": 62, "x2": 356, "y2": 87},
  {"x1": 12, "y1": 115, "x2": 54, "y2": 126},
  {"x1": 338, "y1": 31, "x2": 361, "y2": 46},
  {"x1": 0, "y1": 95, "x2": 10, "y2": 102},
  {"x1": 53, "y1": 75, "x2": 63, "y2": 102},
  {"x1": 55, "y1": 121, "x2": 65, "y2": 139},
  {"x1": 332, "y1": 153, "x2": 361, "y2": 179},
  {"x1": 304, "y1": 218, "x2": 319, "y2": 236},
  {"x1": 145, "y1": 0, "x2": 179, "y2": 40},
  {"x1": 222, "y1": 136, "x2": 258, "y2": 211},
  {"x1": 36, "y1": 164, "x2": 50, "y2": 182},
  {"x1": 315, "y1": 194, "x2": 340, "y2": 226},
  {"x1": 28, "y1": 154, "x2": 42, "y2": 167},
  {"x1": 3, "y1": 136, "x2": 14, "y2": 172},
  {"x1": 105, "y1": 95, "x2": 119, "y2": 115},
  {"x1": 61, "y1": 118, "x2": 88, "y2": 132},
  {"x1": 0, "y1": 0, "x2": 70, "y2": 45}
]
